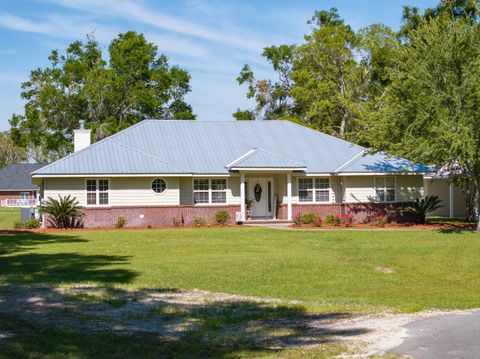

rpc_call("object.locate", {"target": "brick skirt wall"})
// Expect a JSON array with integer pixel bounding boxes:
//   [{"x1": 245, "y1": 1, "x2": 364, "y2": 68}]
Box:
[
  {"x1": 277, "y1": 202, "x2": 414, "y2": 223},
  {"x1": 47, "y1": 202, "x2": 414, "y2": 228},
  {"x1": 82, "y1": 205, "x2": 241, "y2": 228}
]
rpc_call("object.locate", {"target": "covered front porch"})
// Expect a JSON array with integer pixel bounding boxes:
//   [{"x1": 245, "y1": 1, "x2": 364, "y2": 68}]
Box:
[
  {"x1": 226, "y1": 148, "x2": 308, "y2": 222},
  {"x1": 238, "y1": 172, "x2": 295, "y2": 221}
]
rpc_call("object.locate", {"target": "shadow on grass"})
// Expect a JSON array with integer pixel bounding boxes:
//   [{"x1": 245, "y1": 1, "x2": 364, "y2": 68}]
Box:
[
  {"x1": 0, "y1": 290, "x2": 364, "y2": 358},
  {"x1": 0, "y1": 231, "x2": 368, "y2": 358},
  {"x1": 0, "y1": 231, "x2": 136, "y2": 285},
  {"x1": 0, "y1": 231, "x2": 88, "y2": 256},
  {"x1": 0, "y1": 313, "x2": 163, "y2": 359},
  {"x1": 436, "y1": 225, "x2": 478, "y2": 234}
]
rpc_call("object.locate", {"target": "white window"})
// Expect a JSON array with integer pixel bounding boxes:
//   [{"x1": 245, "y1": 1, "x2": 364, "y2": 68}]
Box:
[
  {"x1": 193, "y1": 179, "x2": 227, "y2": 204},
  {"x1": 19, "y1": 192, "x2": 29, "y2": 200},
  {"x1": 211, "y1": 179, "x2": 227, "y2": 203},
  {"x1": 375, "y1": 176, "x2": 396, "y2": 202},
  {"x1": 151, "y1": 178, "x2": 167, "y2": 194},
  {"x1": 86, "y1": 179, "x2": 109, "y2": 206},
  {"x1": 299, "y1": 178, "x2": 331, "y2": 203}
]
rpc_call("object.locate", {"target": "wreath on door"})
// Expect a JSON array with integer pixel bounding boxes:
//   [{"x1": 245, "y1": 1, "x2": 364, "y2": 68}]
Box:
[{"x1": 254, "y1": 183, "x2": 262, "y2": 202}]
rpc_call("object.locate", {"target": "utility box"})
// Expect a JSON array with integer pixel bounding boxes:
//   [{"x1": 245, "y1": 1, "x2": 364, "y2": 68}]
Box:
[{"x1": 20, "y1": 207, "x2": 35, "y2": 222}]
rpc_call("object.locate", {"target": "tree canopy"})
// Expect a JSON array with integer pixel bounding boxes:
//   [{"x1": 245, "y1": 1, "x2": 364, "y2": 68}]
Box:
[
  {"x1": 0, "y1": 131, "x2": 27, "y2": 169},
  {"x1": 10, "y1": 31, "x2": 195, "y2": 162},
  {"x1": 367, "y1": 14, "x2": 480, "y2": 224},
  {"x1": 234, "y1": 8, "x2": 399, "y2": 145}
]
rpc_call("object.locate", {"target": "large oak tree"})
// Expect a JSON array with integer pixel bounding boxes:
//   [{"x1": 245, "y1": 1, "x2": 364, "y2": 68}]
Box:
[{"x1": 10, "y1": 31, "x2": 195, "y2": 162}]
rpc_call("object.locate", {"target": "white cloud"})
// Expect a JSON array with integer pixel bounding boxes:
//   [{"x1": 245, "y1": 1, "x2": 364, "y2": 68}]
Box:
[
  {"x1": 145, "y1": 33, "x2": 210, "y2": 59},
  {"x1": 0, "y1": 11, "x2": 212, "y2": 59},
  {"x1": 45, "y1": 0, "x2": 265, "y2": 52},
  {"x1": 0, "y1": 12, "x2": 117, "y2": 42}
]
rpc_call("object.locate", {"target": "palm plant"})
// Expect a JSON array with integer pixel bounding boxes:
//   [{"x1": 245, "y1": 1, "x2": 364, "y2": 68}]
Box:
[
  {"x1": 412, "y1": 195, "x2": 444, "y2": 224},
  {"x1": 42, "y1": 195, "x2": 84, "y2": 228}
]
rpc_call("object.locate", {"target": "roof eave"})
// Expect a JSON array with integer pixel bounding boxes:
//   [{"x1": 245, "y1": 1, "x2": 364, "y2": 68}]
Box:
[{"x1": 229, "y1": 167, "x2": 307, "y2": 171}]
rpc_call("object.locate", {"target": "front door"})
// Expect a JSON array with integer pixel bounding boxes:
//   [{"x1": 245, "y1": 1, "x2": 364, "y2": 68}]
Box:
[{"x1": 247, "y1": 178, "x2": 273, "y2": 219}]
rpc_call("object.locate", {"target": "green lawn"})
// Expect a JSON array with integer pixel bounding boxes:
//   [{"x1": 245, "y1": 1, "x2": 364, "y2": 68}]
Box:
[
  {"x1": 1, "y1": 227, "x2": 479, "y2": 311},
  {"x1": 1, "y1": 227, "x2": 478, "y2": 358},
  {"x1": 0, "y1": 208, "x2": 20, "y2": 229}
]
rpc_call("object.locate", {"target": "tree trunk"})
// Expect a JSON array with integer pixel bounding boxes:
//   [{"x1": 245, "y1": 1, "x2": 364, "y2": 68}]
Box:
[{"x1": 477, "y1": 187, "x2": 480, "y2": 231}]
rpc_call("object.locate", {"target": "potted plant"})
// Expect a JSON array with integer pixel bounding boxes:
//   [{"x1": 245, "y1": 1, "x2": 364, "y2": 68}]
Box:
[{"x1": 245, "y1": 199, "x2": 254, "y2": 220}]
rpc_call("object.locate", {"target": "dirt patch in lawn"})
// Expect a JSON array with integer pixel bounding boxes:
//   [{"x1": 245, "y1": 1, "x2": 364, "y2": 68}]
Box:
[{"x1": 0, "y1": 284, "x2": 475, "y2": 357}]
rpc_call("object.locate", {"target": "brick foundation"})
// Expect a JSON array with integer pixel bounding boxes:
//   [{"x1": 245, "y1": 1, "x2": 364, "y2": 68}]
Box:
[
  {"x1": 81, "y1": 205, "x2": 241, "y2": 228},
  {"x1": 46, "y1": 202, "x2": 416, "y2": 228}
]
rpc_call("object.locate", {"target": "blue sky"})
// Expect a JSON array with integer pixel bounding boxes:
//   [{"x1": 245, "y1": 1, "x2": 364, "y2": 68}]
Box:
[{"x1": 0, "y1": 0, "x2": 438, "y2": 130}]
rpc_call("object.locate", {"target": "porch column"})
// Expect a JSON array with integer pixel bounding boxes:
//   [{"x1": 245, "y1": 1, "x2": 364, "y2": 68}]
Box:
[
  {"x1": 240, "y1": 173, "x2": 246, "y2": 221},
  {"x1": 287, "y1": 173, "x2": 292, "y2": 220},
  {"x1": 449, "y1": 182, "x2": 454, "y2": 219}
]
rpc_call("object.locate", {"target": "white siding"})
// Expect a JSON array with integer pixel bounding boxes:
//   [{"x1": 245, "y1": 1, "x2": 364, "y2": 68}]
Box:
[
  {"x1": 344, "y1": 176, "x2": 376, "y2": 203},
  {"x1": 43, "y1": 177, "x2": 180, "y2": 207},
  {"x1": 344, "y1": 175, "x2": 423, "y2": 203},
  {"x1": 425, "y1": 178, "x2": 466, "y2": 218},
  {"x1": 44, "y1": 178, "x2": 85, "y2": 206},
  {"x1": 331, "y1": 176, "x2": 342, "y2": 203},
  {"x1": 452, "y1": 185, "x2": 465, "y2": 218},
  {"x1": 179, "y1": 177, "x2": 192, "y2": 205},
  {"x1": 110, "y1": 177, "x2": 179, "y2": 206},
  {"x1": 396, "y1": 175, "x2": 424, "y2": 202},
  {"x1": 228, "y1": 176, "x2": 241, "y2": 204}
]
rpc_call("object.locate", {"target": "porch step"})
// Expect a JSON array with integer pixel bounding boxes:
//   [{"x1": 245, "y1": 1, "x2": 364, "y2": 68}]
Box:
[{"x1": 241, "y1": 220, "x2": 293, "y2": 225}]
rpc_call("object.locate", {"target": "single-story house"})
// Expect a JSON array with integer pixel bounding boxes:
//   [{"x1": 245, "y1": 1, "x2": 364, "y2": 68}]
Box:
[
  {"x1": 32, "y1": 120, "x2": 434, "y2": 228},
  {"x1": 0, "y1": 163, "x2": 45, "y2": 207}
]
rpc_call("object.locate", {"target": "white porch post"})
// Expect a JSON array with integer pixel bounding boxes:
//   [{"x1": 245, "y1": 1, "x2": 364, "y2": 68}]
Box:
[
  {"x1": 287, "y1": 173, "x2": 292, "y2": 220},
  {"x1": 240, "y1": 173, "x2": 246, "y2": 221},
  {"x1": 449, "y1": 182, "x2": 454, "y2": 219}
]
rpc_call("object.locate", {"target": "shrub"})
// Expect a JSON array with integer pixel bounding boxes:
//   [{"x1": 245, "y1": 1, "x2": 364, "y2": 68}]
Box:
[
  {"x1": 325, "y1": 214, "x2": 341, "y2": 226},
  {"x1": 25, "y1": 219, "x2": 41, "y2": 229},
  {"x1": 341, "y1": 213, "x2": 354, "y2": 227},
  {"x1": 115, "y1": 216, "x2": 126, "y2": 228},
  {"x1": 293, "y1": 212, "x2": 302, "y2": 226},
  {"x1": 213, "y1": 209, "x2": 230, "y2": 225},
  {"x1": 172, "y1": 217, "x2": 182, "y2": 227},
  {"x1": 363, "y1": 213, "x2": 375, "y2": 224},
  {"x1": 14, "y1": 219, "x2": 41, "y2": 229},
  {"x1": 375, "y1": 214, "x2": 388, "y2": 228},
  {"x1": 42, "y1": 195, "x2": 83, "y2": 228},
  {"x1": 410, "y1": 196, "x2": 444, "y2": 224},
  {"x1": 313, "y1": 217, "x2": 323, "y2": 227},
  {"x1": 193, "y1": 216, "x2": 206, "y2": 227},
  {"x1": 299, "y1": 212, "x2": 317, "y2": 224}
]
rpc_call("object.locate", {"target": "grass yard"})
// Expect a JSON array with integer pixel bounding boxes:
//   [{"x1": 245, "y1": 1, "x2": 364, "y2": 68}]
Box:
[
  {"x1": 0, "y1": 208, "x2": 20, "y2": 229},
  {"x1": 1, "y1": 227, "x2": 479, "y2": 358},
  {"x1": 1, "y1": 227, "x2": 479, "y2": 311}
]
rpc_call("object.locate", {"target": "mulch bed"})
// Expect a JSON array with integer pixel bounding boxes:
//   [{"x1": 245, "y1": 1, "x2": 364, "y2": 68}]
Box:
[
  {"x1": 289, "y1": 223, "x2": 477, "y2": 230},
  {"x1": 0, "y1": 224, "x2": 243, "y2": 234}
]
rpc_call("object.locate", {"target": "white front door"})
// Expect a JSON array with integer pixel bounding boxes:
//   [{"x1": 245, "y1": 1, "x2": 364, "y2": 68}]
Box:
[{"x1": 247, "y1": 178, "x2": 273, "y2": 219}]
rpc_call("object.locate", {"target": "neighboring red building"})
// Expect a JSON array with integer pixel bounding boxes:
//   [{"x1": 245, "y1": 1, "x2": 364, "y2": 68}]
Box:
[{"x1": 0, "y1": 163, "x2": 46, "y2": 207}]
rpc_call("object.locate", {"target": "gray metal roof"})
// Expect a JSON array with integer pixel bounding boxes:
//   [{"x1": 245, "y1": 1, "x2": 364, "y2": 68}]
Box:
[
  {"x1": 227, "y1": 148, "x2": 306, "y2": 169},
  {"x1": 0, "y1": 163, "x2": 46, "y2": 189},
  {"x1": 33, "y1": 120, "x2": 430, "y2": 176},
  {"x1": 338, "y1": 151, "x2": 432, "y2": 173}
]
